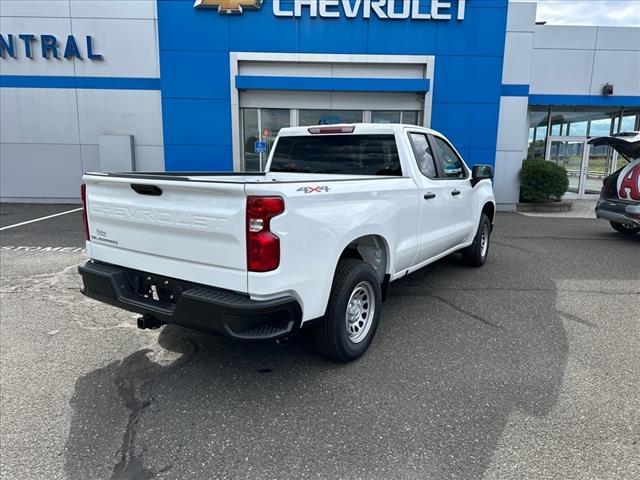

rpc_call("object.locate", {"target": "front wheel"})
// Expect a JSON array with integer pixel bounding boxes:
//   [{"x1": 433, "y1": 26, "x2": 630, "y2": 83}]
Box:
[
  {"x1": 610, "y1": 221, "x2": 640, "y2": 234},
  {"x1": 461, "y1": 213, "x2": 491, "y2": 267},
  {"x1": 313, "y1": 259, "x2": 381, "y2": 362}
]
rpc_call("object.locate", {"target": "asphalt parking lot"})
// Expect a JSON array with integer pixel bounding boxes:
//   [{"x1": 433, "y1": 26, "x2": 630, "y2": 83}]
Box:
[{"x1": 1, "y1": 203, "x2": 639, "y2": 480}]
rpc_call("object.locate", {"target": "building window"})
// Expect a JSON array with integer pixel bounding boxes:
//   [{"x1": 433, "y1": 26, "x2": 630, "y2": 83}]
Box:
[
  {"x1": 370, "y1": 110, "x2": 422, "y2": 125},
  {"x1": 528, "y1": 107, "x2": 549, "y2": 159},
  {"x1": 241, "y1": 108, "x2": 290, "y2": 171},
  {"x1": 299, "y1": 110, "x2": 363, "y2": 125},
  {"x1": 549, "y1": 108, "x2": 620, "y2": 137}
]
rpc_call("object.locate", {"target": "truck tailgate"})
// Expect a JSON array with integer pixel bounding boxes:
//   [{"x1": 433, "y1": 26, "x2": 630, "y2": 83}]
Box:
[{"x1": 83, "y1": 175, "x2": 248, "y2": 293}]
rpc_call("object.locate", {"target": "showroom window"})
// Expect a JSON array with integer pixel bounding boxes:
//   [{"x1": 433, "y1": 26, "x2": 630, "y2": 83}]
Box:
[
  {"x1": 299, "y1": 110, "x2": 363, "y2": 125},
  {"x1": 527, "y1": 106, "x2": 640, "y2": 198},
  {"x1": 242, "y1": 108, "x2": 290, "y2": 171},
  {"x1": 371, "y1": 110, "x2": 422, "y2": 125},
  {"x1": 528, "y1": 107, "x2": 640, "y2": 159},
  {"x1": 241, "y1": 108, "x2": 425, "y2": 170}
]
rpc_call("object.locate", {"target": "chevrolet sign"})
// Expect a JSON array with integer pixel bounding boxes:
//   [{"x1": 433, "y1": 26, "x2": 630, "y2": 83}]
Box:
[
  {"x1": 194, "y1": 0, "x2": 263, "y2": 14},
  {"x1": 195, "y1": 0, "x2": 466, "y2": 20}
]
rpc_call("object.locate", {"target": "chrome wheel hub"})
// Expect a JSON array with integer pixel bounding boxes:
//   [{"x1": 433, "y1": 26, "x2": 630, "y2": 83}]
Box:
[
  {"x1": 480, "y1": 223, "x2": 489, "y2": 258},
  {"x1": 346, "y1": 281, "x2": 375, "y2": 344}
]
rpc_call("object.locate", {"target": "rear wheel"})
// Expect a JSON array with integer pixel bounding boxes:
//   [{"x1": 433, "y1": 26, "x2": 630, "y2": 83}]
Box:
[
  {"x1": 610, "y1": 221, "x2": 640, "y2": 234},
  {"x1": 314, "y1": 259, "x2": 381, "y2": 362},
  {"x1": 461, "y1": 213, "x2": 491, "y2": 267}
]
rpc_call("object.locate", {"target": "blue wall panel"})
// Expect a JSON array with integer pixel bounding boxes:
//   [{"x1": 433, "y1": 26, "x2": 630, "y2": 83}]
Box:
[
  {"x1": 164, "y1": 145, "x2": 233, "y2": 171},
  {"x1": 160, "y1": 51, "x2": 230, "y2": 99},
  {"x1": 157, "y1": 0, "x2": 510, "y2": 171},
  {"x1": 162, "y1": 98, "x2": 231, "y2": 145}
]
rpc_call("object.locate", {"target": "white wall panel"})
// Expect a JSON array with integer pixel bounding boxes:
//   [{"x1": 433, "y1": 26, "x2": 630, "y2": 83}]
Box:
[
  {"x1": 506, "y1": 1, "x2": 536, "y2": 33},
  {"x1": 0, "y1": 88, "x2": 80, "y2": 144},
  {"x1": 530, "y1": 49, "x2": 594, "y2": 94},
  {"x1": 0, "y1": 143, "x2": 82, "y2": 198},
  {"x1": 134, "y1": 145, "x2": 165, "y2": 171},
  {"x1": 0, "y1": 1, "x2": 69, "y2": 18},
  {"x1": 76, "y1": 89, "x2": 163, "y2": 146},
  {"x1": 80, "y1": 143, "x2": 100, "y2": 173},
  {"x1": 596, "y1": 27, "x2": 640, "y2": 51},
  {"x1": 533, "y1": 25, "x2": 597, "y2": 50},
  {"x1": 496, "y1": 96, "x2": 528, "y2": 152},
  {"x1": 493, "y1": 151, "x2": 524, "y2": 206},
  {"x1": 0, "y1": 17, "x2": 74, "y2": 76},
  {"x1": 239, "y1": 62, "x2": 332, "y2": 77},
  {"x1": 239, "y1": 90, "x2": 423, "y2": 110},
  {"x1": 239, "y1": 61, "x2": 425, "y2": 79},
  {"x1": 71, "y1": 18, "x2": 160, "y2": 78},
  {"x1": 331, "y1": 63, "x2": 425, "y2": 79},
  {"x1": 502, "y1": 32, "x2": 533, "y2": 85},
  {"x1": 69, "y1": 1, "x2": 157, "y2": 20},
  {"x1": 590, "y1": 50, "x2": 640, "y2": 96}
]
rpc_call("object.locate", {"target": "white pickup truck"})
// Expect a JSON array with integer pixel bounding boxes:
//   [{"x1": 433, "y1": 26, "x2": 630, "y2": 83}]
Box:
[{"x1": 79, "y1": 124, "x2": 495, "y2": 361}]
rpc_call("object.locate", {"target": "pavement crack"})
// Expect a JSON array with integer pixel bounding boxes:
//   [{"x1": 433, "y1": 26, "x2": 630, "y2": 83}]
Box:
[
  {"x1": 559, "y1": 312, "x2": 597, "y2": 329},
  {"x1": 109, "y1": 334, "x2": 198, "y2": 480},
  {"x1": 425, "y1": 292, "x2": 504, "y2": 330},
  {"x1": 492, "y1": 239, "x2": 542, "y2": 258}
]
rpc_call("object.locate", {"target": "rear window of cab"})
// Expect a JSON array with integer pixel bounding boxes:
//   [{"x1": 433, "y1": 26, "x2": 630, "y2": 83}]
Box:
[{"x1": 270, "y1": 134, "x2": 402, "y2": 176}]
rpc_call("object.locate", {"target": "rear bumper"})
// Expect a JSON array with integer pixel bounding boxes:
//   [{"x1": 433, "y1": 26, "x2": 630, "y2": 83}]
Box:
[
  {"x1": 595, "y1": 199, "x2": 640, "y2": 227},
  {"x1": 78, "y1": 261, "x2": 302, "y2": 341}
]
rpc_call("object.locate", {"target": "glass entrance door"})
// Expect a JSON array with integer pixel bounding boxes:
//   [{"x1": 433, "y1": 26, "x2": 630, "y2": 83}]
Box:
[
  {"x1": 546, "y1": 137, "x2": 586, "y2": 195},
  {"x1": 545, "y1": 136, "x2": 615, "y2": 198}
]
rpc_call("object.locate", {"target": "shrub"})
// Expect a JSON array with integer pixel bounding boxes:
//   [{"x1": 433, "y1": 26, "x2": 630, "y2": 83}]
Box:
[{"x1": 520, "y1": 158, "x2": 569, "y2": 203}]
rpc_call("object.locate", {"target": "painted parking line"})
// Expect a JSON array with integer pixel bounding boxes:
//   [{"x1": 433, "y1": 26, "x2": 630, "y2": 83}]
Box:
[
  {"x1": 0, "y1": 208, "x2": 82, "y2": 231},
  {"x1": 0, "y1": 246, "x2": 85, "y2": 253}
]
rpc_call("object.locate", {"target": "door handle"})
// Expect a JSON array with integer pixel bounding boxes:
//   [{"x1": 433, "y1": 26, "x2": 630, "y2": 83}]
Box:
[
  {"x1": 424, "y1": 193, "x2": 436, "y2": 200},
  {"x1": 131, "y1": 184, "x2": 163, "y2": 196},
  {"x1": 451, "y1": 189, "x2": 461, "y2": 196}
]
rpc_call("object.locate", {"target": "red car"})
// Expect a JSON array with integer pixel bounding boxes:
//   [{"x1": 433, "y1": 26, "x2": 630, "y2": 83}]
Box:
[{"x1": 589, "y1": 132, "x2": 640, "y2": 235}]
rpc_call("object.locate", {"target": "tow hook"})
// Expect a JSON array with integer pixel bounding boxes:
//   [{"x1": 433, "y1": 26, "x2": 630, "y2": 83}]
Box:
[{"x1": 137, "y1": 314, "x2": 164, "y2": 330}]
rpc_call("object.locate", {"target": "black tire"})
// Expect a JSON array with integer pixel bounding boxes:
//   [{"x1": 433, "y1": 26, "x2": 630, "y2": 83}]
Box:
[
  {"x1": 314, "y1": 259, "x2": 382, "y2": 362},
  {"x1": 610, "y1": 221, "x2": 640, "y2": 234},
  {"x1": 461, "y1": 213, "x2": 491, "y2": 267}
]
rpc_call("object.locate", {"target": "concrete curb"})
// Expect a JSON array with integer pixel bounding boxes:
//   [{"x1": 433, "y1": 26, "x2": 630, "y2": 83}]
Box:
[{"x1": 517, "y1": 201, "x2": 573, "y2": 213}]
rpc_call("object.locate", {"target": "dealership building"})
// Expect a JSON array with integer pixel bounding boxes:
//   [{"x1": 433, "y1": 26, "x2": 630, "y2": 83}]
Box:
[{"x1": 1, "y1": 0, "x2": 639, "y2": 210}]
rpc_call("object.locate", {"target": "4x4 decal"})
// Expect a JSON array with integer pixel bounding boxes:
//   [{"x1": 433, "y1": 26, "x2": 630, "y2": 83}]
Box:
[{"x1": 297, "y1": 186, "x2": 330, "y2": 194}]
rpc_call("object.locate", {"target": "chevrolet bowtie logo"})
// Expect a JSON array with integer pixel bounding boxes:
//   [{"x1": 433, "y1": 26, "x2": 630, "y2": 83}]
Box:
[{"x1": 194, "y1": 0, "x2": 263, "y2": 14}]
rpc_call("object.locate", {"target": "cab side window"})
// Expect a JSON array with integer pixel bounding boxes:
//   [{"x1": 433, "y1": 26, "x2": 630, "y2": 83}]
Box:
[
  {"x1": 408, "y1": 133, "x2": 437, "y2": 179},
  {"x1": 431, "y1": 136, "x2": 467, "y2": 179}
]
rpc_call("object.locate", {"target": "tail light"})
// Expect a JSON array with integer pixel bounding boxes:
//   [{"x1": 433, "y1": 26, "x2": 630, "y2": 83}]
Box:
[
  {"x1": 80, "y1": 183, "x2": 90, "y2": 241},
  {"x1": 246, "y1": 196, "x2": 284, "y2": 272}
]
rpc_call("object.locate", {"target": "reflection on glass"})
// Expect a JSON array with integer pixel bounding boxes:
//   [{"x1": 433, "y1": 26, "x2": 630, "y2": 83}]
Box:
[
  {"x1": 401, "y1": 111, "x2": 421, "y2": 125},
  {"x1": 548, "y1": 140, "x2": 584, "y2": 193},
  {"x1": 528, "y1": 108, "x2": 549, "y2": 158},
  {"x1": 621, "y1": 111, "x2": 639, "y2": 132},
  {"x1": 261, "y1": 108, "x2": 290, "y2": 169},
  {"x1": 549, "y1": 108, "x2": 619, "y2": 137},
  {"x1": 299, "y1": 110, "x2": 363, "y2": 126},
  {"x1": 372, "y1": 111, "x2": 401, "y2": 124},
  {"x1": 585, "y1": 145, "x2": 614, "y2": 195},
  {"x1": 242, "y1": 108, "x2": 259, "y2": 171}
]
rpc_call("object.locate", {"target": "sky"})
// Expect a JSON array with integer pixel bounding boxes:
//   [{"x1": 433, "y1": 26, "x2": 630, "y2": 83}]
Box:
[{"x1": 523, "y1": 0, "x2": 640, "y2": 26}]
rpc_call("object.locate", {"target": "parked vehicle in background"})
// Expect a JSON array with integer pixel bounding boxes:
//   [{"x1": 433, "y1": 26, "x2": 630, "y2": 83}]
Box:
[
  {"x1": 589, "y1": 132, "x2": 640, "y2": 234},
  {"x1": 78, "y1": 124, "x2": 496, "y2": 362}
]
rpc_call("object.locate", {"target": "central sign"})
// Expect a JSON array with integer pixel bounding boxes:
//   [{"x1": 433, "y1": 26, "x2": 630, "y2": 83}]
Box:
[{"x1": 194, "y1": 0, "x2": 466, "y2": 20}]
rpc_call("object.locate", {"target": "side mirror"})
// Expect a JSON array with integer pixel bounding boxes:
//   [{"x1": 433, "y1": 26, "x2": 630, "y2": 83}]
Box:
[{"x1": 471, "y1": 164, "x2": 493, "y2": 187}]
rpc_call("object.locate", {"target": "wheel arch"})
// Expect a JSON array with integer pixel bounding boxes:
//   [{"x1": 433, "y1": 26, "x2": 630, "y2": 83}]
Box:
[
  {"x1": 482, "y1": 201, "x2": 496, "y2": 230},
  {"x1": 337, "y1": 234, "x2": 390, "y2": 286}
]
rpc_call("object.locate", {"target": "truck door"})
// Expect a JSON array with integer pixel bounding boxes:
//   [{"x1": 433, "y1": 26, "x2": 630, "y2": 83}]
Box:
[
  {"x1": 407, "y1": 132, "x2": 456, "y2": 263},
  {"x1": 429, "y1": 135, "x2": 476, "y2": 246}
]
